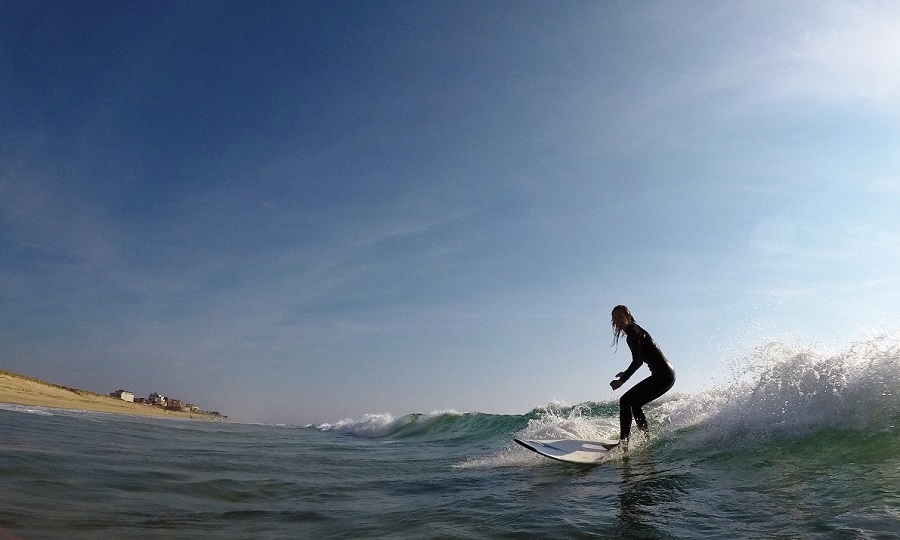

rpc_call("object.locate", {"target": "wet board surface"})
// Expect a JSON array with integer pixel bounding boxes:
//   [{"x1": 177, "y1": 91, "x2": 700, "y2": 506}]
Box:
[{"x1": 514, "y1": 438, "x2": 616, "y2": 464}]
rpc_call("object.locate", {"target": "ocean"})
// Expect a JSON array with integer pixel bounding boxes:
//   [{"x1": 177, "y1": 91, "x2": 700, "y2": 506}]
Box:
[{"x1": 1, "y1": 336, "x2": 898, "y2": 539}]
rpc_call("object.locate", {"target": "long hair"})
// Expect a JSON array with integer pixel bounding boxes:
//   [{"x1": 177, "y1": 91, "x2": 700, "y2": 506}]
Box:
[{"x1": 611, "y1": 305, "x2": 635, "y2": 348}]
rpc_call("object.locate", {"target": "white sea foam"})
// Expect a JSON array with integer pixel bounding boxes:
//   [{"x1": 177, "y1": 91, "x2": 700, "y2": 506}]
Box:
[
  {"x1": 670, "y1": 332, "x2": 900, "y2": 448},
  {"x1": 315, "y1": 412, "x2": 402, "y2": 437},
  {"x1": 0, "y1": 403, "x2": 55, "y2": 416},
  {"x1": 315, "y1": 409, "x2": 465, "y2": 438}
]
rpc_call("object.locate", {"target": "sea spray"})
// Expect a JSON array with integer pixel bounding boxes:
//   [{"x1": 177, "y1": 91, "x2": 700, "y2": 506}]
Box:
[
  {"x1": 669, "y1": 332, "x2": 900, "y2": 452},
  {"x1": 315, "y1": 412, "x2": 408, "y2": 437}
]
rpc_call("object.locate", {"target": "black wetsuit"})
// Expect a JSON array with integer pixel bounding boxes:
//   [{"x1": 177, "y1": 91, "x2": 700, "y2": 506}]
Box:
[{"x1": 617, "y1": 323, "x2": 675, "y2": 441}]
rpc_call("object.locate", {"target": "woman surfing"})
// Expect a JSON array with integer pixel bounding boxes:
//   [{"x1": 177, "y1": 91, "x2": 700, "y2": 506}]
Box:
[{"x1": 605, "y1": 305, "x2": 675, "y2": 450}]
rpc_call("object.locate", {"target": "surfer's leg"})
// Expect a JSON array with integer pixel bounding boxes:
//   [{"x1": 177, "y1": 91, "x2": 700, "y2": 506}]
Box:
[
  {"x1": 619, "y1": 395, "x2": 634, "y2": 441},
  {"x1": 633, "y1": 407, "x2": 649, "y2": 433},
  {"x1": 621, "y1": 374, "x2": 674, "y2": 439},
  {"x1": 622, "y1": 379, "x2": 650, "y2": 438},
  {"x1": 619, "y1": 381, "x2": 650, "y2": 440}
]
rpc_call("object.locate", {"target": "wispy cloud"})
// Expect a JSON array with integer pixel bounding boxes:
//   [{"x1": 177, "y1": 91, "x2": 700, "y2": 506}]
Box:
[
  {"x1": 783, "y1": 2, "x2": 900, "y2": 106},
  {"x1": 598, "y1": 2, "x2": 900, "y2": 153}
]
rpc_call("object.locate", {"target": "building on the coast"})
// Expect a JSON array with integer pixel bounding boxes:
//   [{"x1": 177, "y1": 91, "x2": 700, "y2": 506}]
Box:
[
  {"x1": 140, "y1": 392, "x2": 221, "y2": 417},
  {"x1": 166, "y1": 398, "x2": 190, "y2": 412},
  {"x1": 110, "y1": 390, "x2": 134, "y2": 402}
]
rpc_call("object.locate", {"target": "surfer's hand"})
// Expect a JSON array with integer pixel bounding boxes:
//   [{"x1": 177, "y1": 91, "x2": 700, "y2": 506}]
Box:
[
  {"x1": 610, "y1": 379, "x2": 623, "y2": 390},
  {"x1": 615, "y1": 372, "x2": 624, "y2": 378}
]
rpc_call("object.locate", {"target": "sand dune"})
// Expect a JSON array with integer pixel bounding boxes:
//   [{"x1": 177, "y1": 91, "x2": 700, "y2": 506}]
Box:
[{"x1": 0, "y1": 370, "x2": 222, "y2": 420}]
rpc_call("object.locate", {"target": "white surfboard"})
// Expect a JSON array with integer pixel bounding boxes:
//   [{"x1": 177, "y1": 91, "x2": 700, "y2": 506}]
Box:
[{"x1": 514, "y1": 438, "x2": 617, "y2": 464}]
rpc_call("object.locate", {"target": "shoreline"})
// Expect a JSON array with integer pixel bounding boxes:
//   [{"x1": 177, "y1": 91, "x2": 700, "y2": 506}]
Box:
[{"x1": 0, "y1": 370, "x2": 225, "y2": 421}]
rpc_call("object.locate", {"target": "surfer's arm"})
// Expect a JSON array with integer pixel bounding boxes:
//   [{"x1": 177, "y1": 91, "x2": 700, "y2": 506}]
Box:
[
  {"x1": 610, "y1": 355, "x2": 642, "y2": 390},
  {"x1": 610, "y1": 328, "x2": 642, "y2": 390},
  {"x1": 616, "y1": 357, "x2": 642, "y2": 383},
  {"x1": 616, "y1": 333, "x2": 643, "y2": 383}
]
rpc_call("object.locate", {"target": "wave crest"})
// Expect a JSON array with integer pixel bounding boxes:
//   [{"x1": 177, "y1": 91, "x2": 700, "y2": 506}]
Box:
[{"x1": 315, "y1": 334, "x2": 900, "y2": 460}]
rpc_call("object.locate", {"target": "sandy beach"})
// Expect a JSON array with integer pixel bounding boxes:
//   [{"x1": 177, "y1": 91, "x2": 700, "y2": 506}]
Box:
[{"x1": 0, "y1": 370, "x2": 223, "y2": 420}]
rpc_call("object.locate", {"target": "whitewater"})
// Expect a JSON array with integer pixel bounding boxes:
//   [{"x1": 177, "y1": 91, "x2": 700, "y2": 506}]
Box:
[{"x1": 1, "y1": 335, "x2": 898, "y2": 539}]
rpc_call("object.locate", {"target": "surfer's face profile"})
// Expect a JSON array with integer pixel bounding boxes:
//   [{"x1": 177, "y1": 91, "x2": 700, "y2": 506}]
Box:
[{"x1": 612, "y1": 309, "x2": 632, "y2": 332}]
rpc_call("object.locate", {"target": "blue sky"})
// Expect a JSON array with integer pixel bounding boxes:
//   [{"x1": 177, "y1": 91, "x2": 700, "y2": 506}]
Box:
[{"x1": 2, "y1": 1, "x2": 899, "y2": 424}]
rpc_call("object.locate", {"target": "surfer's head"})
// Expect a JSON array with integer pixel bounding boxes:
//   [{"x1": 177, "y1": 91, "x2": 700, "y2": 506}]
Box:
[{"x1": 611, "y1": 305, "x2": 634, "y2": 346}]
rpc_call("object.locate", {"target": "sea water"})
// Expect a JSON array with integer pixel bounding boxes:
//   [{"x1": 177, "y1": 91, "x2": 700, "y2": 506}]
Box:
[{"x1": 1, "y1": 336, "x2": 898, "y2": 539}]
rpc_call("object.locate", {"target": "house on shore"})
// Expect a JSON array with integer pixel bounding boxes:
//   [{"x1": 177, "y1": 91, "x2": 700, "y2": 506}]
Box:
[
  {"x1": 166, "y1": 398, "x2": 189, "y2": 412},
  {"x1": 108, "y1": 389, "x2": 224, "y2": 418},
  {"x1": 110, "y1": 390, "x2": 134, "y2": 402}
]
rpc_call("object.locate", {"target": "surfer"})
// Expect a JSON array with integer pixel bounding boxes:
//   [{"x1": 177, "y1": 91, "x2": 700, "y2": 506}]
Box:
[{"x1": 606, "y1": 305, "x2": 675, "y2": 450}]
